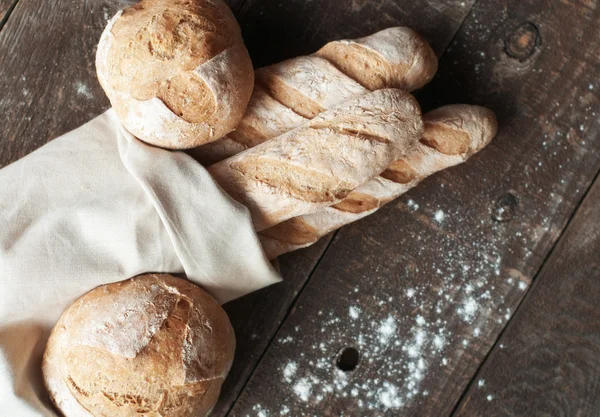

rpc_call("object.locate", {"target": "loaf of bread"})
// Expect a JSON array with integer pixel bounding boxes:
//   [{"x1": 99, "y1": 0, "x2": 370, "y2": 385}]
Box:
[
  {"x1": 43, "y1": 274, "x2": 235, "y2": 417},
  {"x1": 96, "y1": 0, "x2": 254, "y2": 149},
  {"x1": 190, "y1": 27, "x2": 437, "y2": 165},
  {"x1": 208, "y1": 88, "x2": 424, "y2": 231},
  {"x1": 259, "y1": 105, "x2": 498, "y2": 258}
]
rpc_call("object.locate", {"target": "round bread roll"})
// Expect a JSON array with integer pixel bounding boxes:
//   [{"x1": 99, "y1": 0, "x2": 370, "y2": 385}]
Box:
[
  {"x1": 96, "y1": 0, "x2": 254, "y2": 149},
  {"x1": 43, "y1": 274, "x2": 235, "y2": 417}
]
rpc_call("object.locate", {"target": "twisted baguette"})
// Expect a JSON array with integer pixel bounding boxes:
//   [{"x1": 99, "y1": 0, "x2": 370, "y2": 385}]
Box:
[
  {"x1": 208, "y1": 89, "x2": 424, "y2": 231},
  {"x1": 259, "y1": 105, "x2": 498, "y2": 258},
  {"x1": 190, "y1": 27, "x2": 437, "y2": 165}
]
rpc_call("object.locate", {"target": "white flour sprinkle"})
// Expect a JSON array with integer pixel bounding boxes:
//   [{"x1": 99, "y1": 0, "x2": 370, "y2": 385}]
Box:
[
  {"x1": 407, "y1": 199, "x2": 419, "y2": 210},
  {"x1": 434, "y1": 209, "x2": 445, "y2": 223},
  {"x1": 377, "y1": 316, "x2": 397, "y2": 343},
  {"x1": 487, "y1": 394, "x2": 494, "y2": 401},
  {"x1": 458, "y1": 297, "x2": 479, "y2": 323},
  {"x1": 378, "y1": 382, "x2": 403, "y2": 408},
  {"x1": 75, "y1": 81, "x2": 93, "y2": 99},
  {"x1": 293, "y1": 378, "x2": 313, "y2": 402},
  {"x1": 349, "y1": 306, "x2": 361, "y2": 319},
  {"x1": 253, "y1": 181, "x2": 536, "y2": 415},
  {"x1": 478, "y1": 379, "x2": 485, "y2": 387},
  {"x1": 283, "y1": 362, "x2": 297, "y2": 382}
]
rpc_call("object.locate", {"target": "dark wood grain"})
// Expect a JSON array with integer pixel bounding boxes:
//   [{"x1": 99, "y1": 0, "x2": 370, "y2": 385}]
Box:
[
  {"x1": 229, "y1": 0, "x2": 600, "y2": 415},
  {"x1": 0, "y1": 0, "x2": 137, "y2": 169},
  {"x1": 454, "y1": 173, "x2": 600, "y2": 417},
  {"x1": 215, "y1": 0, "x2": 479, "y2": 414}
]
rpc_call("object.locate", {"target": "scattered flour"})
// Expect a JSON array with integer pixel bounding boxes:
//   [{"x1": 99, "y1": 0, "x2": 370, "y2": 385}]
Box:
[
  {"x1": 293, "y1": 378, "x2": 313, "y2": 402},
  {"x1": 283, "y1": 362, "x2": 297, "y2": 382},
  {"x1": 407, "y1": 199, "x2": 420, "y2": 210},
  {"x1": 434, "y1": 209, "x2": 445, "y2": 223},
  {"x1": 247, "y1": 169, "x2": 551, "y2": 415},
  {"x1": 378, "y1": 382, "x2": 404, "y2": 408},
  {"x1": 75, "y1": 81, "x2": 93, "y2": 99},
  {"x1": 377, "y1": 316, "x2": 397, "y2": 343}
]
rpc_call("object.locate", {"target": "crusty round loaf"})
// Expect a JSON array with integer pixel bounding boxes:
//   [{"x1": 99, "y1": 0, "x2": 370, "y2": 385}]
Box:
[
  {"x1": 96, "y1": 0, "x2": 254, "y2": 149},
  {"x1": 42, "y1": 274, "x2": 235, "y2": 417}
]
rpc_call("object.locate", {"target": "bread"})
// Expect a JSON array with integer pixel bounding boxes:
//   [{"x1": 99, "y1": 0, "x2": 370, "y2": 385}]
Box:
[
  {"x1": 43, "y1": 274, "x2": 235, "y2": 417},
  {"x1": 208, "y1": 88, "x2": 424, "y2": 231},
  {"x1": 314, "y1": 26, "x2": 438, "y2": 91},
  {"x1": 259, "y1": 105, "x2": 498, "y2": 258},
  {"x1": 96, "y1": 0, "x2": 254, "y2": 149},
  {"x1": 190, "y1": 27, "x2": 437, "y2": 165}
]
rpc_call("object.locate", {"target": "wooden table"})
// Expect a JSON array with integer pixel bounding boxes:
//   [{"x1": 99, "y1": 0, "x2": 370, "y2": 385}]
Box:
[{"x1": 1, "y1": 0, "x2": 599, "y2": 415}]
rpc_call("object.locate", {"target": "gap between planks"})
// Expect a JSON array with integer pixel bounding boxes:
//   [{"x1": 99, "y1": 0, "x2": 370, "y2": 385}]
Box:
[
  {"x1": 0, "y1": 0, "x2": 20, "y2": 32},
  {"x1": 449, "y1": 164, "x2": 600, "y2": 417}
]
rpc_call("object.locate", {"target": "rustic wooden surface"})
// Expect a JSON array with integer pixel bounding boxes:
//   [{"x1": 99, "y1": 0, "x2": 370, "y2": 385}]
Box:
[
  {"x1": 0, "y1": 0, "x2": 599, "y2": 416},
  {"x1": 228, "y1": 0, "x2": 600, "y2": 415},
  {"x1": 215, "y1": 0, "x2": 479, "y2": 414},
  {"x1": 453, "y1": 173, "x2": 600, "y2": 416}
]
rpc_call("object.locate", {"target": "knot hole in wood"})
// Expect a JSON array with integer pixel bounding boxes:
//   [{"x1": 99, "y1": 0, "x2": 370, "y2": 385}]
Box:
[
  {"x1": 504, "y1": 22, "x2": 541, "y2": 62},
  {"x1": 492, "y1": 192, "x2": 519, "y2": 222},
  {"x1": 336, "y1": 346, "x2": 360, "y2": 372}
]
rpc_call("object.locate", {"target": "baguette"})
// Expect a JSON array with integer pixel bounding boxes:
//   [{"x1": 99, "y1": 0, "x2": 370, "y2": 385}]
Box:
[
  {"x1": 190, "y1": 27, "x2": 437, "y2": 164},
  {"x1": 208, "y1": 89, "x2": 424, "y2": 231},
  {"x1": 259, "y1": 105, "x2": 498, "y2": 258}
]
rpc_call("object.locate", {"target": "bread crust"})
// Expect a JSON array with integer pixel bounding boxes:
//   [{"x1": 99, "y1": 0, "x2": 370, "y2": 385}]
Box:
[
  {"x1": 191, "y1": 27, "x2": 437, "y2": 165},
  {"x1": 259, "y1": 105, "x2": 498, "y2": 258},
  {"x1": 208, "y1": 89, "x2": 423, "y2": 231},
  {"x1": 43, "y1": 274, "x2": 235, "y2": 417},
  {"x1": 96, "y1": 0, "x2": 254, "y2": 149}
]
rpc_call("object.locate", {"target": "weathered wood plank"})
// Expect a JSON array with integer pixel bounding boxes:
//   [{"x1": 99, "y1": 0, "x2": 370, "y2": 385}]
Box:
[
  {"x1": 215, "y1": 0, "x2": 480, "y2": 414},
  {"x1": 229, "y1": 0, "x2": 600, "y2": 415},
  {"x1": 0, "y1": 0, "x2": 137, "y2": 169},
  {"x1": 454, "y1": 173, "x2": 600, "y2": 417}
]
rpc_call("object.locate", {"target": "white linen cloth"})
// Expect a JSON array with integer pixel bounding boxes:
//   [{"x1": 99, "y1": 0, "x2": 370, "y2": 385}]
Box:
[{"x1": 0, "y1": 109, "x2": 281, "y2": 415}]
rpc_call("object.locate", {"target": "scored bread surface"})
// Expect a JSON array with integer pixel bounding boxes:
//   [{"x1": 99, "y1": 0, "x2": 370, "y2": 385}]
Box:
[
  {"x1": 43, "y1": 274, "x2": 235, "y2": 417},
  {"x1": 208, "y1": 89, "x2": 424, "y2": 231},
  {"x1": 96, "y1": 0, "x2": 254, "y2": 149},
  {"x1": 192, "y1": 26, "x2": 437, "y2": 165},
  {"x1": 259, "y1": 105, "x2": 498, "y2": 258}
]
